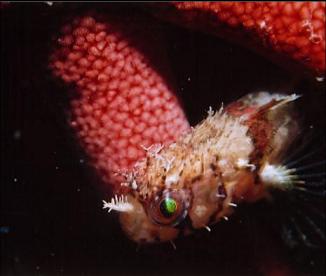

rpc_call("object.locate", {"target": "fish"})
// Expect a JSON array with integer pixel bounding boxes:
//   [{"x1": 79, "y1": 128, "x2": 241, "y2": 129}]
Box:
[{"x1": 102, "y1": 91, "x2": 325, "y2": 248}]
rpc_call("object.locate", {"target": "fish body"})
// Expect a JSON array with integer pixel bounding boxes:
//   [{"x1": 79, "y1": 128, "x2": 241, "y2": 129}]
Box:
[{"x1": 103, "y1": 92, "x2": 324, "y2": 246}]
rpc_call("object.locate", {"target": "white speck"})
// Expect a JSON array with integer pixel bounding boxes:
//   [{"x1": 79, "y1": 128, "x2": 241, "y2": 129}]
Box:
[
  {"x1": 13, "y1": 130, "x2": 21, "y2": 140},
  {"x1": 259, "y1": 20, "x2": 266, "y2": 29},
  {"x1": 237, "y1": 158, "x2": 248, "y2": 167},
  {"x1": 131, "y1": 179, "x2": 138, "y2": 190},
  {"x1": 228, "y1": 202, "x2": 237, "y2": 207},
  {"x1": 207, "y1": 106, "x2": 214, "y2": 116},
  {"x1": 50, "y1": 252, "x2": 55, "y2": 257},
  {"x1": 216, "y1": 193, "x2": 226, "y2": 198},
  {"x1": 36, "y1": 266, "x2": 40, "y2": 270},
  {"x1": 205, "y1": 226, "x2": 211, "y2": 232},
  {"x1": 236, "y1": 158, "x2": 256, "y2": 171},
  {"x1": 170, "y1": 240, "x2": 177, "y2": 250},
  {"x1": 187, "y1": 77, "x2": 191, "y2": 82},
  {"x1": 70, "y1": 121, "x2": 77, "y2": 127},
  {"x1": 165, "y1": 173, "x2": 179, "y2": 188},
  {"x1": 45, "y1": 2, "x2": 53, "y2": 6},
  {"x1": 13, "y1": 178, "x2": 18, "y2": 183},
  {"x1": 79, "y1": 159, "x2": 85, "y2": 164},
  {"x1": 218, "y1": 103, "x2": 224, "y2": 114},
  {"x1": 77, "y1": 188, "x2": 81, "y2": 192},
  {"x1": 316, "y1": 76, "x2": 324, "y2": 82},
  {"x1": 55, "y1": 166, "x2": 59, "y2": 170},
  {"x1": 223, "y1": 216, "x2": 229, "y2": 221}
]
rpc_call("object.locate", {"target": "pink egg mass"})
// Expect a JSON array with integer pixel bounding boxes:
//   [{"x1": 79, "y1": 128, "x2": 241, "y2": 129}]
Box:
[{"x1": 50, "y1": 15, "x2": 190, "y2": 190}]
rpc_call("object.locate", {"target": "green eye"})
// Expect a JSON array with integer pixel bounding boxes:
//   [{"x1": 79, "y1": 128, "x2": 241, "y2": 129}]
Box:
[
  {"x1": 160, "y1": 198, "x2": 177, "y2": 218},
  {"x1": 149, "y1": 190, "x2": 189, "y2": 226}
]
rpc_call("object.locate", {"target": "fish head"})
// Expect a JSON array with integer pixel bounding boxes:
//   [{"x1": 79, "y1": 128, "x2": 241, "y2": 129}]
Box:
[{"x1": 111, "y1": 157, "x2": 228, "y2": 244}]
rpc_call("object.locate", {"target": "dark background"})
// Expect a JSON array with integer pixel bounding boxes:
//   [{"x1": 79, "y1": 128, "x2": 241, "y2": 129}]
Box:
[{"x1": 1, "y1": 3, "x2": 325, "y2": 275}]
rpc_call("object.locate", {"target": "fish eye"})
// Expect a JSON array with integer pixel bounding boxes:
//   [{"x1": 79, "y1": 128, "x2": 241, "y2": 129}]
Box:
[
  {"x1": 149, "y1": 190, "x2": 189, "y2": 227},
  {"x1": 160, "y1": 197, "x2": 177, "y2": 218}
]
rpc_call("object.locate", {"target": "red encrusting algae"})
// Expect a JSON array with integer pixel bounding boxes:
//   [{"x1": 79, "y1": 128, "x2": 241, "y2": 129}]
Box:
[
  {"x1": 156, "y1": 2, "x2": 325, "y2": 74},
  {"x1": 49, "y1": 15, "x2": 190, "y2": 190}
]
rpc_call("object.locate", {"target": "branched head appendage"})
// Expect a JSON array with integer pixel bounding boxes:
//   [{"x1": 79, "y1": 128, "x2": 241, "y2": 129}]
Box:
[{"x1": 103, "y1": 195, "x2": 134, "y2": 213}]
